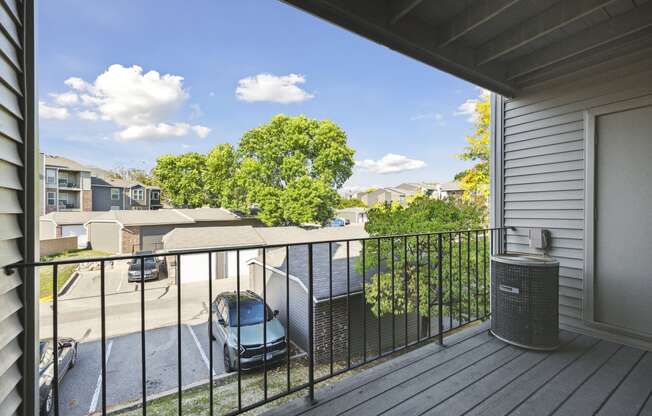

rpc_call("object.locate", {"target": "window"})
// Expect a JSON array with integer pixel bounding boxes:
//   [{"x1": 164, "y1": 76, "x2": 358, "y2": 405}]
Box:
[
  {"x1": 150, "y1": 190, "x2": 160, "y2": 200},
  {"x1": 46, "y1": 169, "x2": 56, "y2": 185},
  {"x1": 132, "y1": 188, "x2": 144, "y2": 200},
  {"x1": 111, "y1": 188, "x2": 120, "y2": 201},
  {"x1": 47, "y1": 192, "x2": 55, "y2": 206}
]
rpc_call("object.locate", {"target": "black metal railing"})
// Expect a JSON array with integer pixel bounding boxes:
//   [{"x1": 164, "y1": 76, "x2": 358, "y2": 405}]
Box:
[{"x1": 6, "y1": 227, "x2": 507, "y2": 416}]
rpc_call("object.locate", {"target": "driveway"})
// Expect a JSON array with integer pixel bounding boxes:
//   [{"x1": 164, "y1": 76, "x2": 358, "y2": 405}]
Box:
[{"x1": 39, "y1": 261, "x2": 251, "y2": 415}]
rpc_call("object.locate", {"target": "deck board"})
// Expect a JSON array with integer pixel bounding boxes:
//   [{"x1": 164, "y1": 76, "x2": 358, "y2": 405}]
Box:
[{"x1": 263, "y1": 322, "x2": 652, "y2": 416}]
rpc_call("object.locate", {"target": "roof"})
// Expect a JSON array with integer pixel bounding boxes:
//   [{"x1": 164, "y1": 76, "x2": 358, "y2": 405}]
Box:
[
  {"x1": 162, "y1": 225, "x2": 265, "y2": 250},
  {"x1": 175, "y1": 207, "x2": 240, "y2": 222},
  {"x1": 40, "y1": 211, "x2": 106, "y2": 225},
  {"x1": 440, "y1": 181, "x2": 462, "y2": 192},
  {"x1": 43, "y1": 155, "x2": 91, "y2": 172},
  {"x1": 85, "y1": 208, "x2": 242, "y2": 227}
]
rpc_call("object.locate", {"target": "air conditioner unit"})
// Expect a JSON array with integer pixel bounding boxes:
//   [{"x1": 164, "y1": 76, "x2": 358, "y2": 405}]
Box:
[{"x1": 491, "y1": 254, "x2": 559, "y2": 350}]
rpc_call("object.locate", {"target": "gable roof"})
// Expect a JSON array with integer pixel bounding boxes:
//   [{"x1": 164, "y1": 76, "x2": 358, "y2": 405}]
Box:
[
  {"x1": 174, "y1": 207, "x2": 240, "y2": 222},
  {"x1": 85, "y1": 208, "x2": 242, "y2": 227},
  {"x1": 41, "y1": 211, "x2": 106, "y2": 226},
  {"x1": 162, "y1": 225, "x2": 265, "y2": 250},
  {"x1": 43, "y1": 155, "x2": 91, "y2": 172}
]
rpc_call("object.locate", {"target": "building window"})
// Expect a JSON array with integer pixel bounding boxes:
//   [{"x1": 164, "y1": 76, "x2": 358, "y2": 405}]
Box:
[
  {"x1": 47, "y1": 192, "x2": 55, "y2": 206},
  {"x1": 132, "y1": 188, "x2": 144, "y2": 200},
  {"x1": 46, "y1": 169, "x2": 56, "y2": 185},
  {"x1": 111, "y1": 188, "x2": 120, "y2": 201},
  {"x1": 150, "y1": 190, "x2": 160, "y2": 200}
]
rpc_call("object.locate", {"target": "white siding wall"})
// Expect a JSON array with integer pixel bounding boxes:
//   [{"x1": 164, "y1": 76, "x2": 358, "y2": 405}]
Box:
[
  {"x1": 497, "y1": 55, "x2": 652, "y2": 335},
  {"x1": 0, "y1": 1, "x2": 34, "y2": 415}
]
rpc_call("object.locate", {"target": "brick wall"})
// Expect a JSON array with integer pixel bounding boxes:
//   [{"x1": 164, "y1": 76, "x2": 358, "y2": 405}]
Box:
[
  {"x1": 82, "y1": 190, "x2": 92, "y2": 211},
  {"x1": 312, "y1": 295, "x2": 421, "y2": 364},
  {"x1": 121, "y1": 226, "x2": 140, "y2": 254},
  {"x1": 55, "y1": 226, "x2": 62, "y2": 238},
  {"x1": 40, "y1": 236, "x2": 78, "y2": 257}
]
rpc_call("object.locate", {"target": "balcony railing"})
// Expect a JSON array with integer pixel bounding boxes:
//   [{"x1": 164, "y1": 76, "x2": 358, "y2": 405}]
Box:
[{"x1": 6, "y1": 227, "x2": 507, "y2": 416}]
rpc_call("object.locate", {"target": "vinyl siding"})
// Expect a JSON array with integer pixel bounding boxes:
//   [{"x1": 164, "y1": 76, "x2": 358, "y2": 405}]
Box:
[
  {"x1": 0, "y1": 1, "x2": 29, "y2": 414},
  {"x1": 498, "y1": 54, "x2": 652, "y2": 334}
]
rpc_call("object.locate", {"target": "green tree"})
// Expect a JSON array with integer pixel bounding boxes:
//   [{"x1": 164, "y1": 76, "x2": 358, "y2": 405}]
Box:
[
  {"x1": 338, "y1": 198, "x2": 366, "y2": 208},
  {"x1": 360, "y1": 197, "x2": 488, "y2": 325},
  {"x1": 224, "y1": 114, "x2": 355, "y2": 225},
  {"x1": 152, "y1": 153, "x2": 207, "y2": 208},
  {"x1": 458, "y1": 93, "x2": 490, "y2": 205},
  {"x1": 204, "y1": 143, "x2": 237, "y2": 206}
]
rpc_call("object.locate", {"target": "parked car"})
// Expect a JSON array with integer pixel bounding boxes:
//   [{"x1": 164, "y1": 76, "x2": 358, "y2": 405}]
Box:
[
  {"x1": 210, "y1": 291, "x2": 288, "y2": 372},
  {"x1": 328, "y1": 217, "x2": 348, "y2": 227},
  {"x1": 127, "y1": 256, "x2": 160, "y2": 282},
  {"x1": 39, "y1": 338, "x2": 78, "y2": 416}
]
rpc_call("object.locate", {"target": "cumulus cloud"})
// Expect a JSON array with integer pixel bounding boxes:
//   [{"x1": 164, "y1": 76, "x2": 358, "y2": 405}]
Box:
[
  {"x1": 77, "y1": 110, "x2": 99, "y2": 120},
  {"x1": 39, "y1": 101, "x2": 70, "y2": 120},
  {"x1": 50, "y1": 91, "x2": 79, "y2": 106},
  {"x1": 115, "y1": 122, "x2": 211, "y2": 141},
  {"x1": 455, "y1": 88, "x2": 491, "y2": 123},
  {"x1": 42, "y1": 64, "x2": 211, "y2": 140},
  {"x1": 236, "y1": 73, "x2": 314, "y2": 103},
  {"x1": 355, "y1": 153, "x2": 426, "y2": 174}
]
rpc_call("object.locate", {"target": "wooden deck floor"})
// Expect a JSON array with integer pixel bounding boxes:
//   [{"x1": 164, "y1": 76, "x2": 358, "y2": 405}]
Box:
[{"x1": 264, "y1": 322, "x2": 652, "y2": 416}]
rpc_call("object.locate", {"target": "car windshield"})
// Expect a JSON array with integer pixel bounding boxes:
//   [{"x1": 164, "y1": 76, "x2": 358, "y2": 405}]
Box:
[
  {"x1": 229, "y1": 299, "x2": 273, "y2": 327},
  {"x1": 129, "y1": 258, "x2": 157, "y2": 271}
]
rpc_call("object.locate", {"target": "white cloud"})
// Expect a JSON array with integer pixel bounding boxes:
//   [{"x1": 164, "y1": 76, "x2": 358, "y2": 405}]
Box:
[
  {"x1": 189, "y1": 103, "x2": 203, "y2": 119},
  {"x1": 455, "y1": 87, "x2": 491, "y2": 124},
  {"x1": 77, "y1": 110, "x2": 99, "y2": 120},
  {"x1": 355, "y1": 153, "x2": 426, "y2": 174},
  {"x1": 50, "y1": 91, "x2": 79, "y2": 106},
  {"x1": 39, "y1": 101, "x2": 70, "y2": 120},
  {"x1": 64, "y1": 77, "x2": 90, "y2": 91},
  {"x1": 46, "y1": 64, "x2": 210, "y2": 140},
  {"x1": 235, "y1": 73, "x2": 314, "y2": 103},
  {"x1": 115, "y1": 122, "x2": 211, "y2": 141}
]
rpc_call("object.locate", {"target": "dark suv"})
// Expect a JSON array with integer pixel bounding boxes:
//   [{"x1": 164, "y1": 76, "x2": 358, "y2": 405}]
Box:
[
  {"x1": 127, "y1": 256, "x2": 161, "y2": 282},
  {"x1": 210, "y1": 291, "x2": 288, "y2": 372}
]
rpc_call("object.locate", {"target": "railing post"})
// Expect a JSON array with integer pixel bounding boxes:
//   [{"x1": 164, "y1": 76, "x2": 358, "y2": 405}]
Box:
[
  {"x1": 53, "y1": 264, "x2": 59, "y2": 416},
  {"x1": 437, "y1": 234, "x2": 444, "y2": 346},
  {"x1": 307, "y1": 243, "x2": 316, "y2": 404}
]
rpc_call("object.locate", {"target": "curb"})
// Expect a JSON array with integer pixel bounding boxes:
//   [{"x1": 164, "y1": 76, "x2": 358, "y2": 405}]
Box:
[{"x1": 58, "y1": 270, "x2": 80, "y2": 297}]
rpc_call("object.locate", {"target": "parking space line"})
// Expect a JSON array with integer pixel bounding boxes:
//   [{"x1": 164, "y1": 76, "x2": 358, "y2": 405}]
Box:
[
  {"x1": 186, "y1": 324, "x2": 216, "y2": 377},
  {"x1": 88, "y1": 340, "x2": 114, "y2": 414}
]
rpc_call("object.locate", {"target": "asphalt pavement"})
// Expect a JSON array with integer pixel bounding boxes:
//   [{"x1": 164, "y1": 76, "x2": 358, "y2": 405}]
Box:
[{"x1": 40, "y1": 261, "x2": 246, "y2": 415}]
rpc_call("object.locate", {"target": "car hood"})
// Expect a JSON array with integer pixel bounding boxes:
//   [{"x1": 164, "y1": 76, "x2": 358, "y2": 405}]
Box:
[{"x1": 233, "y1": 319, "x2": 285, "y2": 346}]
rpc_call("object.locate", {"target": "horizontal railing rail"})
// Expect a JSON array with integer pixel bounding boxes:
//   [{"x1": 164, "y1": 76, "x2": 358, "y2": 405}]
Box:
[{"x1": 6, "y1": 227, "x2": 509, "y2": 416}]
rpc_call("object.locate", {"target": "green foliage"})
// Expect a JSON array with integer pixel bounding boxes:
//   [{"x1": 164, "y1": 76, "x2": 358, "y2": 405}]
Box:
[
  {"x1": 457, "y1": 94, "x2": 490, "y2": 204},
  {"x1": 152, "y1": 153, "x2": 207, "y2": 208},
  {"x1": 338, "y1": 198, "x2": 366, "y2": 208},
  {"x1": 361, "y1": 197, "x2": 488, "y2": 322},
  {"x1": 152, "y1": 115, "x2": 355, "y2": 225}
]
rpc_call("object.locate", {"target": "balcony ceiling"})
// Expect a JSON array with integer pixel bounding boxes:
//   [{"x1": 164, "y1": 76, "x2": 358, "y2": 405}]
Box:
[{"x1": 282, "y1": 0, "x2": 652, "y2": 97}]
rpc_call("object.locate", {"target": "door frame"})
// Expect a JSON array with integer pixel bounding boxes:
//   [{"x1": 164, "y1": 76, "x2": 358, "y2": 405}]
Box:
[{"x1": 583, "y1": 95, "x2": 652, "y2": 342}]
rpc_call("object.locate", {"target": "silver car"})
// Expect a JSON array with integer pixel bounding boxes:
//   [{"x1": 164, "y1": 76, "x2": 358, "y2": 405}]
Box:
[{"x1": 210, "y1": 291, "x2": 287, "y2": 372}]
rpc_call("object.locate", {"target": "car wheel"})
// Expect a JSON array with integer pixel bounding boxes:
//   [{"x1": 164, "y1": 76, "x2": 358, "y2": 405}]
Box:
[
  {"x1": 69, "y1": 346, "x2": 77, "y2": 368},
  {"x1": 42, "y1": 389, "x2": 53, "y2": 416},
  {"x1": 223, "y1": 345, "x2": 233, "y2": 373}
]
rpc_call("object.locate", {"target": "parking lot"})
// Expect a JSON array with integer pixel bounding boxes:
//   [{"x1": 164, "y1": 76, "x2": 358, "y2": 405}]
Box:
[{"x1": 39, "y1": 261, "x2": 247, "y2": 415}]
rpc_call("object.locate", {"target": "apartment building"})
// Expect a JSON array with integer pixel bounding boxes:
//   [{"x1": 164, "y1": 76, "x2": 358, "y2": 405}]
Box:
[{"x1": 40, "y1": 155, "x2": 92, "y2": 214}]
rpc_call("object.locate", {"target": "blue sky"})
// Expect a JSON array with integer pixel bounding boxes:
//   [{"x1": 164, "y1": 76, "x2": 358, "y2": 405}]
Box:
[{"x1": 38, "y1": 0, "x2": 483, "y2": 193}]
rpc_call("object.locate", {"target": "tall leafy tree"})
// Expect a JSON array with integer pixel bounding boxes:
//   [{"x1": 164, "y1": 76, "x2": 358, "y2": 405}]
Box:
[
  {"x1": 225, "y1": 114, "x2": 355, "y2": 225},
  {"x1": 360, "y1": 197, "x2": 487, "y2": 325},
  {"x1": 458, "y1": 93, "x2": 490, "y2": 205},
  {"x1": 204, "y1": 143, "x2": 237, "y2": 206},
  {"x1": 152, "y1": 152, "x2": 207, "y2": 208}
]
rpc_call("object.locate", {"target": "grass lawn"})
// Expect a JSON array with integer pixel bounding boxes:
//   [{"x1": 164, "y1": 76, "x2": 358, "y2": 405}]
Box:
[{"x1": 39, "y1": 249, "x2": 110, "y2": 300}]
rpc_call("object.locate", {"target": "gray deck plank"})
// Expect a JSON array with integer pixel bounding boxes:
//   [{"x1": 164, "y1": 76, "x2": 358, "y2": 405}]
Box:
[
  {"x1": 262, "y1": 321, "x2": 491, "y2": 416},
  {"x1": 639, "y1": 392, "x2": 652, "y2": 416},
  {"x1": 424, "y1": 331, "x2": 579, "y2": 416},
  {"x1": 339, "y1": 341, "x2": 514, "y2": 415},
  {"x1": 597, "y1": 352, "x2": 652, "y2": 416},
  {"x1": 466, "y1": 334, "x2": 600, "y2": 416},
  {"x1": 510, "y1": 340, "x2": 622, "y2": 416},
  {"x1": 553, "y1": 346, "x2": 646, "y2": 415},
  {"x1": 300, "y1": 332, "x2": 494, "y2": 416}
]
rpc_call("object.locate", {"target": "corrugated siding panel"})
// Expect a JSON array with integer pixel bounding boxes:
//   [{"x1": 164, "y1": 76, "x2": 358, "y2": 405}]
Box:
[
  {"x1": 501, "y1": 58, "x2": 652, "y2": 332},
  {"x1": 0, "y1": 1, "x2": 25, "y2": 414}
]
